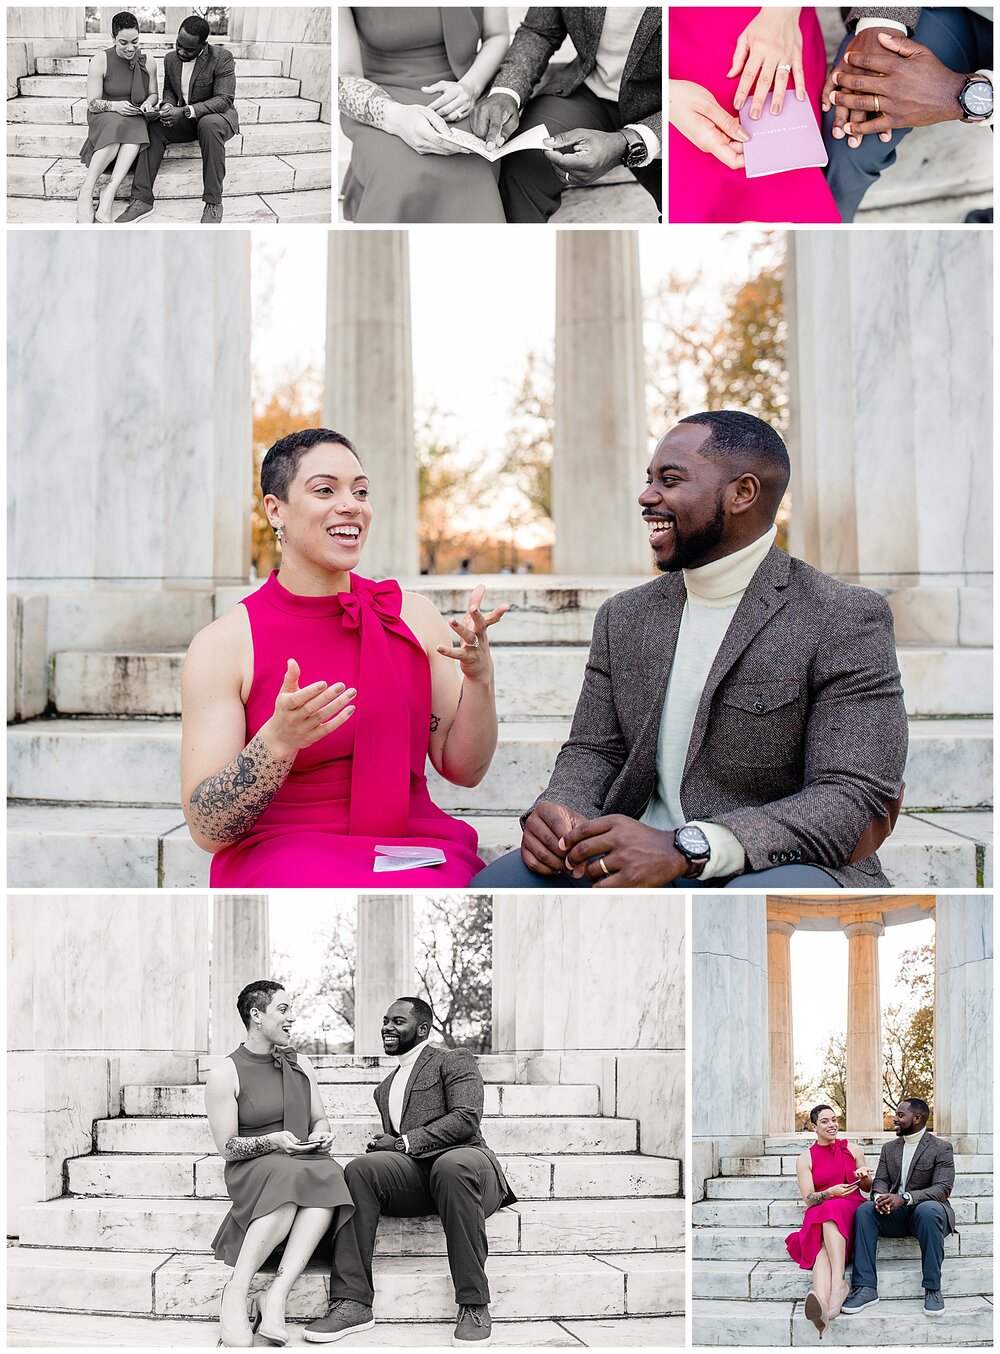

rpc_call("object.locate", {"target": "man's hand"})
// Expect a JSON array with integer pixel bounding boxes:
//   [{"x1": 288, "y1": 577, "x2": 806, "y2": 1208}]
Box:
[
  {"x1": 520, "y1": 801, "x2": 583, "y2": 876},
  {"x1": 543, "y1": 128, "x2": 628, "y2": 187},
  {"x1": 825, "y1": 31, "x2": 967, "y2": 141},
  {"x1": 160, "y1": 103, "x2": 187, "y2": 127},
  {"x1": 669, "y1": 79, "x2": 749, "y2": 169},
  {"x1": 469, "y1": 91, "x2": 520, "y2": 148},
  {"x1": 875, "y1": 1191, "x2": 908, "y2": 1213},
  {"x1": 561, "y1": 816, "x2": 689, "y2": 888},
  {"x1": 366, "y1": 1133, "x2": 398, "y2": 1154}
]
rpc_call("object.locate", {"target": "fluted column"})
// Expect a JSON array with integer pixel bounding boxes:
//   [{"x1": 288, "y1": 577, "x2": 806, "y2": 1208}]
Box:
[
  {"x1": 210, "y1": 895, "x2": 270, "y2": 1054},
  {"x1": 934, "y1": 896, "x2": 992, "y2": 1138},
  {"x1": 326, "y1": 233, "x2": 417, "y2": 578},
  {"x1": 767, "y1": 920, "x2": 796, "y2": 1134},
  {"x1": 554, "y1": 231, "x2": 648, "y2": 575},
  {"x1": 354, "y1": 896, "x2": 415, "y2": 1056},
  {"x1": 843, "y1": 920, "x2": 884, "y2": 1130}
]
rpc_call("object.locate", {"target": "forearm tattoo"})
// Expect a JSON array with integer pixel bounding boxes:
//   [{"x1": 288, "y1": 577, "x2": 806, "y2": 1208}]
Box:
[
  {"x1": 89, "y1": 98, "x2": 115, "y2": 112},
  {"x1": 224, "y1": 1134, "x2": 274, "y2": 1162},
  {"x1": 806, "y1": 1189, "x2": 829, "y2": 1204},
  {"x1": 339, "y1": 73, "x2": 393, "y2": 129},
  {"x1": 188, "y1": 734, "x2": 294, "y2": 844}
]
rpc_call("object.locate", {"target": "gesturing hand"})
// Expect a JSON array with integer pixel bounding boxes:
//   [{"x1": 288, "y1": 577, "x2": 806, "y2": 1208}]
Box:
[
  {"x1": 543, "y1": 128, "x2": 627, "y2": 187},
  {"x1": 824, "y1": 30, "x2": 967, "y2": 143},
  {"x1": 561, "y1": 816, "x2": 688, "y2": 888},
  {"x1": 469, "y1": 91, "x2": 520, "y2": 148},
  {"x1": 728, "y1": 6, "x2": 805, "y2": 117},
  {"x1": 669, "y1": 80, "x2": 749, "y2": 169},
  {"x1": 520, "y1": 801, "x2": 585, "y2": 876},
  {"x1": 437, "y1": 585, "x2": 508, "y2": 685},
  {"x1": 422, "y1": 78, "x2": 476, "y2": 121},
  {"x1": 260, "y1": 659, "x2": 356, "y2": 760}
]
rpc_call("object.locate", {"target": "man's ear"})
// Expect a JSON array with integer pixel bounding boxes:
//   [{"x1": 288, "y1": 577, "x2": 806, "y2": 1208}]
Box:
[{"x1": 729, "y1": 473, "x2": 761, "y2": 515}]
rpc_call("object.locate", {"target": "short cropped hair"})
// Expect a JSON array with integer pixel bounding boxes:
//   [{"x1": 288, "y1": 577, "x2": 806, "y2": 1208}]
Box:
[
  {"x1": 112, "y1": 11, "x2": 139, "y2": 35},
  {"x1": 180, "y1": 15, "x2": 211, "y2": 43},
  {"x1": 398, "y1": 996, "x2": 434, "y2": 1029},
  {"x1": 902, "y1": 1097, "x2": 931, "y2": 1120},
  {"x1": 236, "y1": 980, "x2": 285, "y2": 1029},
  {"x1": 809, "y1": 1104, "x2": 835, "y2": 1125},
  {"x1": 679, "y1": 410, "x2": 790, "y2": 481},
  {"x1": 260, "y1": 427, "x2": 359, "y2": 502}
]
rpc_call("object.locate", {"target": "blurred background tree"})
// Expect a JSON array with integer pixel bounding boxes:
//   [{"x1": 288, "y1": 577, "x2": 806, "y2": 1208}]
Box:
[
  {"x1": 251, "y1": 369, "x2": 323, "y2": 578},
  {"x1": 882, "y1": 943, "x2": 935, "y2": 1122},
  {"x1": 415, "y1": 894, "x2": 493, "y2": 1051}
]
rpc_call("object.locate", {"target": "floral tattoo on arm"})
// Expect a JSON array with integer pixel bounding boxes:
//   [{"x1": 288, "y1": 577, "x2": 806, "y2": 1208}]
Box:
[
  {"x1": 89, "y1": 98, "x2": 115, "y2": 112},
  {"x1": 189, "y1": 734, "x2": 295, "y2": 844},
  {"x1": 224, "y1": 1134, "x2": 274, "y2": 1162},
  {"x1": 339, "y1": 73, "x2": 393, "y2": 129},
  {"x1": 806, "y1": 1189, "x2": 829, "y2": 1204}
]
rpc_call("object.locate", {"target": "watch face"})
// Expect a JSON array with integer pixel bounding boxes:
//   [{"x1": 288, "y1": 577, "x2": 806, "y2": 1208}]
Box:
[
  {"x1": 676, "y1": 826, "x2": 710, "y2": 857},
  {"x1": 963, "y1": 81, "x2": 993, "y2": 116}
]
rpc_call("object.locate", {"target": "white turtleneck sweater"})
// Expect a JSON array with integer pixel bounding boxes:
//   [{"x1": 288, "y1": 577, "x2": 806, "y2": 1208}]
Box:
[
  {"x1": 640, "y1": 525, "x2": 778, "y2": 881},
  {"x1": 388, "y1": 1037, "x2": 430, "y2": 1148},
  {"x1": 899, "y1": 1126, "x2": 928, "y2": 1195}
]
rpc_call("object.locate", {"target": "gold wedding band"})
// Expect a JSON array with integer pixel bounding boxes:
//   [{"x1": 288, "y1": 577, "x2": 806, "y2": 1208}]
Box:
[
  {"x1": 873, "y1": 93, "x2": 880, "y2": 114},
  {"x1": 599, "y1": 856, "x2": 610, "y2": 876}
]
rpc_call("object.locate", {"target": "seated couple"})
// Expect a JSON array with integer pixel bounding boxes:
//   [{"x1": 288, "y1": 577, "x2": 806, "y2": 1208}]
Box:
[
  {"x1": 338, "y1": 6, "x2": 661, "y2": 222},
  {"x1": 786, "y1": 1100, "x2": 956, "y2": 1337},
  {"x1": 208, "y1": 982, "x2": 512, "y2": 1347},
  {"x1": 669, "y1": 5, "x2": 993, "y2": 223},
  {"x1": 181, "y1": 412, "x2": 908, "y2": 890}
]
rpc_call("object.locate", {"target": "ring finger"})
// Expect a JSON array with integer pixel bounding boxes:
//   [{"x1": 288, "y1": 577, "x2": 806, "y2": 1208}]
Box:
[{"x1": 770, "y1": 64, "x2": 790, "y2": 114}]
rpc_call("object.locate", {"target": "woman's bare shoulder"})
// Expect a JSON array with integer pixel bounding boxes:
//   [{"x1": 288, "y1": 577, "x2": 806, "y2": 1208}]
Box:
[
  {"x1": 186, "y1": 603, "x2": 251, "y2": 660},
  {"x1": 400, "y1": 589, "x2": 449, "y2": 644}
]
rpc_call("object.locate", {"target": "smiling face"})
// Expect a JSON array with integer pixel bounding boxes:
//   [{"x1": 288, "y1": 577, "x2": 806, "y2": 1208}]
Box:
[
  {"x1": 175, "y1": 26, "x2": 206, "y2": 61},
  {"x1": 266, "y1": 442, "x2": 372, "y2": 577},
  {"x1": 639, "y1": 424, "x2": 740, "y2": 573},
  {"x1": 114, "y1": 27, "x2": 140, "y2": 58},
  {"x1": 893, "y1": 1101, "x2": 924, "y2": 1136},
  {"x1": 812, "y1": 1107, "x2": 840, "y2": 1144},
  {"x1": 381, "y1": 1000, "x2": 428, "y2": 1057},
  {"x1": 252, "y1": 988, "x2": 294, "y2": 1046}
]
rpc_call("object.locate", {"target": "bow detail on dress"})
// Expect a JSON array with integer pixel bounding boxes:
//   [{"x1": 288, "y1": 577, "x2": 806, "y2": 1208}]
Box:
[
  {"x1": 337, "y1": 579, "x2": 403, "y2": 631},
  {"x1": 271, "y1": 1044, "x2": 299, "y2": 1070}
]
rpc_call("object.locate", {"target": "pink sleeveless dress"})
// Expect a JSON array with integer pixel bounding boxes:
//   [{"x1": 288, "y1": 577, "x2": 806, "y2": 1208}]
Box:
[
  {"x1": 669, "y1": 7, "x2": 841, "y2": 223},
  {"x1": 785, "y1": 1138, "x2": 866, "y2": 1268},
  {"x1": 209, "y1": 570, "x2": 484, "y2": 887}
]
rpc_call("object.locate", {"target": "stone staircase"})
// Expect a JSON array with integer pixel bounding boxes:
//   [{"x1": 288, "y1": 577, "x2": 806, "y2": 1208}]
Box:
[
  {"x1": 6, "y1": 1054, "x2": 683, "y2": 1346},
  {"x1": 693, "y1": 1133, "x2": 993, "y2": 1345},
  {"x1": 7, "y1": 37, "x2": 330, "y2": 222},
  {"x1": 6, "y1": 577, "x2": 992, "y2": 888}
]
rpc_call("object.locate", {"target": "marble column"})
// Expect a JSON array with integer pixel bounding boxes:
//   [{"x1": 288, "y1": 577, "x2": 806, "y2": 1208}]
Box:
[
  {"x1": 7, "y1": 7, "x2": 83, "y2": 37},
  {"x1": 210, "y1": 895, "x2": 270, "y2": 1055},
  {"x1": 354, "y1": 896, "x2": 415, "y2": 1056},
  {"x1": 326, "y1": 233, "x2": 418, "y2": 578},
  {"x1": 934, "y1": 895, "x2": 992, "y2": 1140},
  {"x1": 767, "y1": 920, "x2": 796, "y2": 1135},
  {"x1": 843, "y1": 920, "x2": 884, "y2": 1130},
  {"x1": 553, "y1": 231, "x2": 648, "y2": 575},
  {"x1": 8, "y1": 232, "x2": 252, "y2": 588},
  {"x1": 229, "y1": 6, "x2": 331, "y2": 115},
  {"x1": 164, "y1": 8, "x2": 192, "y2": 35},
  {"x1": 787, "y1": 231, "x2": 991, "y2": 602}
]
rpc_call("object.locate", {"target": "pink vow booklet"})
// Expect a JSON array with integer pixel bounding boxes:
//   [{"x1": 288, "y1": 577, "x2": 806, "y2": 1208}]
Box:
[{"x1": 739, "y1": 96, "x2": 828, "y2": 178}]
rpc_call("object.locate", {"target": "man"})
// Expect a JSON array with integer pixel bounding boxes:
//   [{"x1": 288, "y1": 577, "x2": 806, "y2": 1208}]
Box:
[
  {"x1": 473, "y1": 410, "x2": 908, "y2": 890},
  {"x1": 843, "y1": 1099, "x2": 956, "y2": 1317},
  {"x1": 116, "y1": 14, "x2": 238, "y2": 224},
  {"x1": 469, "y1": 7, "x2": 661, "y2": 222},
  {"x1": 304, "y1": 998, "x2": 515, "y2": 1347},
  {"x1": 820, "y1": 7, "x2": 993, "y2": 222}
]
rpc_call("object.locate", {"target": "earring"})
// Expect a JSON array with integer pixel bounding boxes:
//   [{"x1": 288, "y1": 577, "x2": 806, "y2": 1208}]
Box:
[{"x1": 273, "y1": 523, "x2": 284, "y2": 542}]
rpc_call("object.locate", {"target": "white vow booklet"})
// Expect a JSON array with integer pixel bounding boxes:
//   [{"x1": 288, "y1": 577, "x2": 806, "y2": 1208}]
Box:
[
  {"x1": 433, "y1": 122, "x2": 551, "y2": 162},
  {"x1": 374, "y1": 845, "x2": 446, "y2": 872}
]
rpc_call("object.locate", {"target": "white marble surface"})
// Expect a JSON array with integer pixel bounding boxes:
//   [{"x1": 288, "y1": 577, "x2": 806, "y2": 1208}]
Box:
[
  {"x1": 7, "y1": 7, "x2": 83, "y2": 38},
  {"x1": 934, "y1": 895, "x2": 993, "y2": 1137},
  {"x1": 288, "y1": 42, "x2": 332, "y2": 122},
  {"x1": 617, "y1": 1049, "x2": 684, "y2": 1162},
  {"x1": 210, "y1": 895, "x2": 269, "y2": 1055}
]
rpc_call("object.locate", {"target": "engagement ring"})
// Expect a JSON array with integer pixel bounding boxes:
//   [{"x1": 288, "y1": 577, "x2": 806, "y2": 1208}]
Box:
[
  {"x1": 466, "y1": 636, "x2": 481, "y2": 649},
  {"x1": 777, "y1": 62, "x2": 792, "y2": 71}
]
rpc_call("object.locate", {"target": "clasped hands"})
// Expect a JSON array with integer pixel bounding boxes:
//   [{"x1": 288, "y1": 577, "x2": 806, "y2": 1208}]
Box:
[{"x1": 521, "y1": 801, "x2": 691, "y2": 888}]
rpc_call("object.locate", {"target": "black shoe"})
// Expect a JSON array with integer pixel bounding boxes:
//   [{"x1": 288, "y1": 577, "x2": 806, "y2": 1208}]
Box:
[
  {"x1": 303, "y1": 1300, "x2": 375, "y2": 1343},
  {"x1": 923, "y1": 1289, "x2": 945, "y2": 1316},
  {"x1": 202, "y1": 202, "x2": 224, "y2": 223},
  {"x1": 841, "y1": 1285, "x2": 879, "y2": 1314},
  {"x1": 453, "y1": 1304, "x2": 492, "y2": 1346},
  {"x1": 114, "y1": 199, "x2": 154, "y2": 224}
]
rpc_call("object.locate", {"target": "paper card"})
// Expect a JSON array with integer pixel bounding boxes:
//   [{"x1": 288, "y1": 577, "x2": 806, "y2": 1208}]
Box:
[
  {"x1": 740, "y1": 97, "x2": 828, "y2": 178},
  {"x1": 434, "y1": 122, "x2": 551, "y2": 163}
]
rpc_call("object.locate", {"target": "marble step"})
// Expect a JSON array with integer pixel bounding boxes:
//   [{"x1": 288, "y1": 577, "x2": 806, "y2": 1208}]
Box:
[
  {"x1": 692, "y1": 1223, "x2": 992, "y2": 1262},
  {"x1": 8, "y1": 121, "x2": 330, "y2": 160},
  {"x1": 692, "y1": 1295, "x2": 994, "y2": 1346},
  {"x1": 693, "y1": 1196, "x2": 991, "y2": 1228},
  {"x1": 79, "y1": 38, "x2": 264, "y2": 55},
  {"x1": 197, "y1": 1052, "x2": 529, "y2": 1082},
  {"x1": 68, "y1": 1151, "x2": 681, "y2": 1203},
  {"x1": 6, "y1": 188, "x2": 331, "y2": 224},
  {"x1": 719, "y1": 1152, "x2": 993, "y2": 1178},
  {"x1": 5, "y1": 803, "x2": 992, "y2": 891},
  {"x1": 95, "y1": 1115, "x2": 639, "y2": 1156},
  {"x1": 707, "y1": 1169, "x2": 992, "y2": 1198},
  {"x1": 18, "y1": 1195, "x2": 683, "y2": 1256},
  {"x1": 122, "y1": 1080, "x2": 601, "y2": 1118},
  {"x1": 34, "y1": 55, "x2": 284, "y2": 76},
  {"x1": 7, "y1": 95, "x2": 322, "y2": 124},
  {"x1": 7, "y1": 1247, "x2": 683, "y2": 1321},
  {"x1": 694, "y1": 1255, "x2": 994, "y2": 1301},
  {"x1": 18, "y1": 74, "x2": 302, "y2": 99},
  {"x1": 9, "y1": 150, "x2": 330, "y2": 199}
]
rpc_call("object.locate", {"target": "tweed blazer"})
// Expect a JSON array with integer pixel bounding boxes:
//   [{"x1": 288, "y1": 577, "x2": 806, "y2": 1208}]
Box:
[
  {"x1": 531, "y1": 546, "x2": 908, "y2": 888},
  {"x1": 163, "y1": 44, "x2": 239, "y2": 133},
  {"x1": 373, "y1": 1044, "x2": 516, "y2": 1205},
  {"x1": 870, "y1": 1132, "x2": 957, "y2": 1232},
  {"x1": 491, "y1": 7, "x2": 661, "y2": 141},
  {"x1": 844, "y1": 7, "x2": 921, "y2": 34}
]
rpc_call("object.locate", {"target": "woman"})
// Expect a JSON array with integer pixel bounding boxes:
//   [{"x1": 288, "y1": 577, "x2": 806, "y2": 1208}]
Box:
[
  {"x1": 78, "y1": 11, "x2": 159, "y2": 223},
  {"x1": 785, "y1": 1104, "x2": 872, "y2": 1337},
  {"x1": 181, "y1": 427, "x2": 507, "y2": 886},
  {"x1": 339, "y1": 6, "x2": 510, "y2": 222},
  {"x1": 668, "y1": 6, "x2": 840, "y2": 223},
  {"x1": 205, "y1": 980, "x2": 354, "y2": 1347}
]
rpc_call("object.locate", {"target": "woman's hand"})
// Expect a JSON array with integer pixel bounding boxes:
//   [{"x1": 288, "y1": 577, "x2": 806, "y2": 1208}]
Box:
[
  {"x1": 260, "y1": 659, "x2": 356, "y2": 760},
  {"x1": 826, "y1": 1182, "x2": 858, "y2": 1198},
  {"x1": 669, "y1": 80, "x2": 749, "y2": 169},
  {"x1": 421, "y1": 78, "x2": 476, "y2": 122},
  {"x1": 728, "y1": 6, "x2": 805, "y2": 117},
  {"x1": 139, "y1": 95, "x2": 158, "y2": 114},
  {"x1": 437, "y1": 585, "x2": 509, "y2": 686},
  {"x1": 112, "y1": 99, "x2": 142, "y2": 115},
  {"x1": 269, "y1": 1131, "x2": 307, "y2": 1155},
  {"x1": 385, "y1": 102, "x2": 472, "y2": 154},
  {"x1": 306, "y1": 1129, "x2": 335, "y2": 1152}
]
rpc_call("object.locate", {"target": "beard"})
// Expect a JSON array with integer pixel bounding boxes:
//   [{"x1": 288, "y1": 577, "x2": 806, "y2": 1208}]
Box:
[{"x1": 654, "y1": 493, "x2": 727, "y2": 573}]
